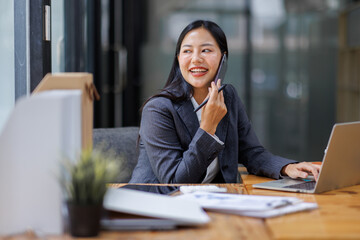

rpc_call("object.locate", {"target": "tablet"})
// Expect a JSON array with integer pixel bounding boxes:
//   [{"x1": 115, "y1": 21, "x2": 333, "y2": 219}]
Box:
[{"x1": 120, "y1": 184, "x2": 179, "y2": 195}]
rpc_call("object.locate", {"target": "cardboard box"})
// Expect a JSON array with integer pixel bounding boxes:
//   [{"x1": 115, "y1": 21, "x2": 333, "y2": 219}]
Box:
[{"x1": 33, "y1": 73, "x2": 100, "y2": 149}]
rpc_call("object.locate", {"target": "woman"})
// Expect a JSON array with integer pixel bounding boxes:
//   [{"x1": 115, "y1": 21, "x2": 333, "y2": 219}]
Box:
[{"x1": 129, "y1": 20, "x2": 320, "y2": 184}]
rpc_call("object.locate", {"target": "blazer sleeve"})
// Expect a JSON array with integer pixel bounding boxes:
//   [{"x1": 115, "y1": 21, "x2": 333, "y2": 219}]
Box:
[
  {"x1": 230, "y1": 86, "x2": 297, "y2": 179},
  {"x1": 139, "y1": 98, "x2": 224, "y2": 183}
]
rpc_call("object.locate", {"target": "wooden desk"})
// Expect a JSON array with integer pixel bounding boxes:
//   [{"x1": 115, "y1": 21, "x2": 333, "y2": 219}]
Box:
[
  {"x1": 241, "y1": 167, "x2": 360, "y2": 239},
  {"x1": 5, "y1": 173, "x2": 360, "y2": 240}
]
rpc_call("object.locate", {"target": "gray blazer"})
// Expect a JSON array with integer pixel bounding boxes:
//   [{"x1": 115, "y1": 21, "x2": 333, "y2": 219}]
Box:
[{"x1": 129, "y1": 84, "x2": 296, "y2": 183}]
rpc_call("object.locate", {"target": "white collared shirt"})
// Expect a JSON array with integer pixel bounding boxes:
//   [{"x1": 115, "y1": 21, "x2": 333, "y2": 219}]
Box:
[{"x1": 190, "y1": 97, "x2": 223, "y2": 183}]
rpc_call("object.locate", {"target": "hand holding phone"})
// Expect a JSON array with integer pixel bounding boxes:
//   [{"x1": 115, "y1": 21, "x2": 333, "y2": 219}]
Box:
[{"x1": 194, "y1": 53, "x2": 228, "y2": 112}]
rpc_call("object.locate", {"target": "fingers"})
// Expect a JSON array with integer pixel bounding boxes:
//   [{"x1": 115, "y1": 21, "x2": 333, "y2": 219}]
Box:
[
  {"x1": 208, "y1": 79, "x2": 222, "y2": 92},
  {"x1": 297, "y1": 168, "x2": 308, "y2": 179},
  {"x1": 284, "y1": 162, "x2": 321, "y2": 181},
  {"x1": 209, "y1": 81, "x2": 226, "y2": 109},
  {"x1": 310, "y1": 164, "x2": 321, "y2": 181},
  {"x1": 219, "y1": 89, "x2": 225, "y2": 103},
  {"x1": 299, "y1": 162, "x2": 320, "y2": 181},
  {"x1": 211, "y1": 79, "x2": 223, "y2": 96},
  {"x1": 208, "y1": 81, "x2": 219, "y2": 104},
  {"x1": 216, "y1": 79, "x2": 222, "y2": 88},
  {"x1": 216, "y1": 79, "x2": 225, "y2": 103},
  {"x1": 200, "y1": 80, "x2": 227, "y2": 135}
]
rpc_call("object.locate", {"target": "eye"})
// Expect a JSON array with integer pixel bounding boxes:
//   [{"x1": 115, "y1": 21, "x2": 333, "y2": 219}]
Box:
[
  {"x1": 182, "y1": 49, "x2": 192, "y2": 53},
  {"x1": 202, "y1": 49, "x2": 212, "y2": 53}
]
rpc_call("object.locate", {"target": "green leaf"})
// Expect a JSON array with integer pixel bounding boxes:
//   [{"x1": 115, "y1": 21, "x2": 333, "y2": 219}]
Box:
[{"x1": 59, "y1": 148, "x2": 122, "y2": 205}]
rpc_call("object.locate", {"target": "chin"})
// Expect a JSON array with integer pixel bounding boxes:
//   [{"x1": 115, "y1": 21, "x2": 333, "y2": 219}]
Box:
[{"x1": 189, "y1": 80, "x2": 207, "y2": 87}]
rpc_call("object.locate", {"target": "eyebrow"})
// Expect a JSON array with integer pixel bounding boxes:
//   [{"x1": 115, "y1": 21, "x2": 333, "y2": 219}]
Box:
[{"x1": 181, "y1": 43, "x2": 215, "y2": 48}]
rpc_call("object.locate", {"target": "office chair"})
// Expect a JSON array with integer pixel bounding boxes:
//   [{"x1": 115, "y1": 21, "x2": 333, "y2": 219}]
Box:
[{"x1": 93, "y1": 127, "x2": 139, "y2": 183}]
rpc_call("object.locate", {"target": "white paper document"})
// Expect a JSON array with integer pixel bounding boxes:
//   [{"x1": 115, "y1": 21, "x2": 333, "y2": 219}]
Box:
[{"x1": 176, "y1": 192, "x2": 318, "y2": 218}]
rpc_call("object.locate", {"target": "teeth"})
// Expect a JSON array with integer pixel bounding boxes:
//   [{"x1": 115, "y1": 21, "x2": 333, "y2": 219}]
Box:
[{"x1": 191, "y1": 69, "x2": 207, "y2": 72}]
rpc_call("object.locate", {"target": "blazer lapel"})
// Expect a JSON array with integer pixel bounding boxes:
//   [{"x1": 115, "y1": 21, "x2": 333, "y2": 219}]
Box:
[
  {"x1": 216, "y1": 114, "x2": 229, "y2": 144},
  {"x1": 175, "y1": 100, "x2": 199, "y2": 139},
  {"x1": 215, "y1": 88, "x2": 233, "y2": 160}
]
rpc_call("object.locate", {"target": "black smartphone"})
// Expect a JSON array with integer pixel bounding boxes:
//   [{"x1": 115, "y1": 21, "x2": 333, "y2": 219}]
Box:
[{"x1": 214, "y1": 53, "x2": 227, "y2": 85}]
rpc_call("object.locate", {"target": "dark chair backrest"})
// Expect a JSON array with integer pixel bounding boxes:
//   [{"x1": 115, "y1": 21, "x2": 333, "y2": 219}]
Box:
[{"x1": 93, "y1": 127, "x2": 139, "y2": 183}]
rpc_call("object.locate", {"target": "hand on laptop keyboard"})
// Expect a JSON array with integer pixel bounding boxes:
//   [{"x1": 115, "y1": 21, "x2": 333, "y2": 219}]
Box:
[{"x1": 281, "y1": 162, "x2": 321, "y2": 181}]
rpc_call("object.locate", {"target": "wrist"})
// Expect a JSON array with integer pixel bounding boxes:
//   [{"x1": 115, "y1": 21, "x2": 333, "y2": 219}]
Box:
[
  {"x1": 281, "y1": 164, "x2": 290, "y2": 176},
  {"x1": 200, "y1": 125, "x2": 216, "y2": 136}
]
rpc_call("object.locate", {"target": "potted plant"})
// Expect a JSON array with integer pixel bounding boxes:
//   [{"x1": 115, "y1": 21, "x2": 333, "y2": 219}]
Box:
[{"x1": 60, "y1": 148, "x2": 121, "y2": 237}]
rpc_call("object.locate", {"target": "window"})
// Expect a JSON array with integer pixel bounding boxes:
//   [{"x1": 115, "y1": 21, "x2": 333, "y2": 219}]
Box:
[
  {"x1": 52, "y1": 0, "x2": 64, "y2": 73},
  {"x1": 0, "y1": 1, "x2": 15, "y2": 132}
]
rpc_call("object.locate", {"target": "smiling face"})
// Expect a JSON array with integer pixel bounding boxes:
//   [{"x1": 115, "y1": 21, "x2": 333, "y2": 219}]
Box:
[{"x1": 178, "y1": 27, "x2": 222, "y2": 98}]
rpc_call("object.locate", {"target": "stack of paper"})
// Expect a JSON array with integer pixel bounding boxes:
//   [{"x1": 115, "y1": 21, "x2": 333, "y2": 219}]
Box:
[{"x1": 176, "y1": 192, "x2": 318, "y2": 218}]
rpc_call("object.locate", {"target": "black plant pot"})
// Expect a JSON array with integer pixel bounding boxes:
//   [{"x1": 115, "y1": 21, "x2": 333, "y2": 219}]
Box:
[{"x1": 67, "y1": 202, "x2": 103, "y2": 237}]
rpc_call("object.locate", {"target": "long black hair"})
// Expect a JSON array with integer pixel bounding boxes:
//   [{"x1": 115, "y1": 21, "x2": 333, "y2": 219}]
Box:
[{"x1": 144, "y1": 20, "x2": 228, "y2": 106}]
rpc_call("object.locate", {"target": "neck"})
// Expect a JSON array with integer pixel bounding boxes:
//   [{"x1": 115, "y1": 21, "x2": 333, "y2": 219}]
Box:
[{"x1": 193, "y1": 88, "x2": 208, "y2": 105}]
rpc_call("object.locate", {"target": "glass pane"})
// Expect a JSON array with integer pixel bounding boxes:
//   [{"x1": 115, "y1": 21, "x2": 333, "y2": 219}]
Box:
[
  {"x1": 52, "y1": 0, "x2": 65, "y2": 72},
  {"x1": 251, "y1": 0, "x2": 344, "y2": 162},
  {"x1": 0, "y1": 1, "x2": 15, "y2": 133}
]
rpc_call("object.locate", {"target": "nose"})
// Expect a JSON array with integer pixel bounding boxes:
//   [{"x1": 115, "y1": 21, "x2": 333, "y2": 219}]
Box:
[{"x1": 191, "y1": 52, "x2": 203, "y2": 64}]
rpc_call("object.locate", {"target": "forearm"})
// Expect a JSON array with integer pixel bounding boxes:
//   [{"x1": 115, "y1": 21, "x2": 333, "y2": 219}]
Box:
[{"x1": 245, "y1": 151, "x2": 297, "y2": 179}]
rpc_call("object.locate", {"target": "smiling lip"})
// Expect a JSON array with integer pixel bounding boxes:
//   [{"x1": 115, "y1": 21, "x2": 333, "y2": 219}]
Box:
[{"x1": 189, "y1": 67, "x2": 208, "y2": 77}]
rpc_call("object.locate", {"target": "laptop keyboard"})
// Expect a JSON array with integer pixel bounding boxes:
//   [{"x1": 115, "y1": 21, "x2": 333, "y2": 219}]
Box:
[{"x1": 284, "y1": 181, "x2": 316, "y2": 190}]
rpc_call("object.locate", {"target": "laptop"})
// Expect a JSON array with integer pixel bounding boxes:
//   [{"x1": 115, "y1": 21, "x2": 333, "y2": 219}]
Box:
[{"x1": 253, "y1": 121, "x2": 360, "y2": 193}]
